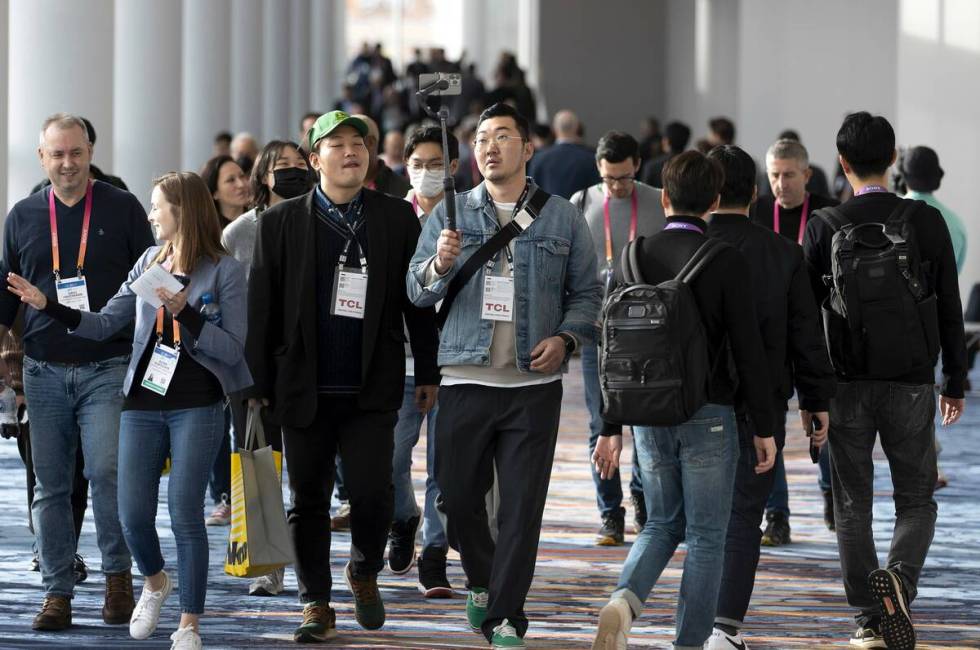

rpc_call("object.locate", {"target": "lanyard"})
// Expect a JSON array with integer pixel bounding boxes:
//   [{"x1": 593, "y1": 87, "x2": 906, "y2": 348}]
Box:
[
  {"x1": 664, "y1": 220, "x2": 705, "y2": 234},
  {"x1": 336, "y1": 207, "x2": 367, "y2": 271},
  {"x1": 603, "y1": 190, "x2": 638, "y2": 266},
  {"x1": 773, "y1": 192, "x2": 810, "y2": 245},
  {"x1": 854, "y1": 184, "x2": 889, "y2": 196},
  {"x1": 486, "y1": 184, "x2": 532, "y2": 275},
  {"x1": 155, "y1": 307, "x2": 181, "y2": 348},
  {"x1": 49, "y1": 181, "x2": 94, "y2": 279}
]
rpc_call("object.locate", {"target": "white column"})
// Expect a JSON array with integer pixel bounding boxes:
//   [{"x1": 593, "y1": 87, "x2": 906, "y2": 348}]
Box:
[
  {"x1": 7, "y1": 0, "x2": 114, "y2": 203},
  {"x1": 230, "y1": 0, "x2": 263, "y2": 137},
  {"x1": 289, "y1": 0, "x2": 312, "y2": 139},
  {"x1": 0, "y1": 0, "x2": 9, "y2": 215},
  {"x1": 262, "y1": 0, "x2": 291, "y2": 141},
  {"x1": 181, "y1": 0, "x2": 231, "y2": 170},
  {"x1": 310, "y1": 0, "x2": 346, "y2": 114},
  {"x1": 114, "y1": 0, "x2": 182, "y2": 208}
]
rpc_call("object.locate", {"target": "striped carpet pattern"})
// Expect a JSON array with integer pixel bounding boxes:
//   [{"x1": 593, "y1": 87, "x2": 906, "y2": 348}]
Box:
[{"x1": 0, "y1": 360, "x2": 976, "y2": 648}]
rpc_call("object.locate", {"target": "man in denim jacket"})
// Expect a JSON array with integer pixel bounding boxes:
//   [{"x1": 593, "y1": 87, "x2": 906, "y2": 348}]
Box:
[{"x1": 407, "y1": 103, "x2": 600, "y2": 649}]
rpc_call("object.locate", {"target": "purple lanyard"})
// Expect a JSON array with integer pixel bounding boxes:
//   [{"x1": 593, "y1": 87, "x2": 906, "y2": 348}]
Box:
[
  {"x1": 664, "y1": 221, "x2": 705, "y2": 235},
  {"x1": 854, "y1": 184, "x2": 889, "y2": 196}
]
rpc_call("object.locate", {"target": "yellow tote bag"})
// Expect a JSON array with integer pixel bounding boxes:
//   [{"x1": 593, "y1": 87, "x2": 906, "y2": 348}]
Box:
[{"x1": 224, "y1": 406, "x2": 293, "y2": 578}]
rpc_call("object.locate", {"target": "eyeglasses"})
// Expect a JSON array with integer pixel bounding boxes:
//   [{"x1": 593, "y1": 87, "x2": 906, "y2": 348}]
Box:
[
  {"x1": 473, "y1": 134, "x2": 524, "y2": 150},
  {"x1": 408, "y1": 161, "x2": 445, "y2": 172},
  {"x1": 601, "y1": 174, "x2": 635, "y2": 186}
]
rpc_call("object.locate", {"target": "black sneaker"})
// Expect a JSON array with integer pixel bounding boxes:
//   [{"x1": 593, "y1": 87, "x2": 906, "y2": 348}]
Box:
[
  {"x1": 869, "y1": 568, "x2": 915, "y2": 650},
  {"x1": 595, "y1": 510, "x2": 625, "y2": 546},
  {"x1": 387, "y1": 515, "x2": 420, "y2": 574},
  {"x1": 417, "y1": 546, "x2": 453, "y2": 598},
  {"x1": 823, "y1": 489, "x2": 835, "y2": 531},
  {"x1": 849, "y1": 623, "x2": 886, "y2": 648},
  {"x1": 73, "y1": 553, "x2": 88, "y2": 585},
  {"x1": 761, "y1": 510, "x2": 791, "y2": 546},
  {"x1": 630, "y1": 493, "x2": 647, "y2": 535}
]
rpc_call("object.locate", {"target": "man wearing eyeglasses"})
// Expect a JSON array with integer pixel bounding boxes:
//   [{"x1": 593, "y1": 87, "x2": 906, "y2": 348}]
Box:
[
  {"x1": 408, "y1": 103, "x2": 601, "y2": 649},
  {"x1": 570, "y1": 131, "x2": 666, "y2": 548}
]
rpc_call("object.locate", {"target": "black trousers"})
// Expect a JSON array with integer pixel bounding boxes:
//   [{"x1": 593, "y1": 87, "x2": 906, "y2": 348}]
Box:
[
  {"x1": 714, "y1": 412, "x2": 785, "y2": 627},
  {"x1": 435, "y1": 381, "x2": 562, "y2": 641},
  {"x1": 281, "y1": 395, "x2": 397, "y2": 603},
  {"x1": 829, "y1": 381, "x2": 937, "y2": 626},
  {"x1": 17, "y1": 423, "x2": 88, "y2": 547}
]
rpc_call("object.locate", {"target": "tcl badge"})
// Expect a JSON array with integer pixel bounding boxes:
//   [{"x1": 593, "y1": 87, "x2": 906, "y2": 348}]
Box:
[
  {"x1": 330, "y1": 269, "x2": 368, "y2": 319},
  {"x1": 481, "y1": 275, "x2": 514, "y2": 322}
]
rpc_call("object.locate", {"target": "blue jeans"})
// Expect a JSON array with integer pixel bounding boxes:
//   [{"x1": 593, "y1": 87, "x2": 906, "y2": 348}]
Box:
[
  {"x1": 582, "y1": 344, "x2": 643, "y2": 516},
  {"x1": 207, "y1": 405, "x2": 232, "y2": 505},
  {"x1": 612, "y1": 403, "x2": 738, "y2": 650},
  {"x1": 118, "y1": 403, "x2": 225, "y2": 614},
  {"x1": 23, "y1": 355, "x2": 132, "y2": 597}
]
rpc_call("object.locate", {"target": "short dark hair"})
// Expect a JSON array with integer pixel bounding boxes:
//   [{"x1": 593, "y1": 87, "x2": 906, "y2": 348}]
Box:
[
  {"x1": 478, "y1": 103, "x2": 530, "y2": 142},
  {"x1": 214, "y1": 131, "x2": 233, "y2": 145},
  {"x1": 530, "y1": 122, "x2": 554, "y2": 145},
  {"x1": 404, "y1": 126, "x2": 459, "y2": 161},
  {"x1": 299, "y1": 112, "x2": 320, "y2": 129},
  {"x1": 596, "y1": 131, "x2": 639, "y2": 164},
  {"x1": 836, "y1": 111, "x2": 895, "y2": 178},
  {"x1": 707, "y1": 145, "x2": 757, "y2": 209},
  {"x1": 778, "y1": 129, "x2": 801, "y2": 142},
  {"x1": 661, "y1": 150, "x2": 724, "y2": 215},
  {"x1": 251, "y1": 140, "x2": 303, "y2": 210},
  {"x1": 709, "y1": 117, "x2": 736, "y2": 144},
  {"x1": 664, "y1": 121, "x2": 691, "y2": 153}
]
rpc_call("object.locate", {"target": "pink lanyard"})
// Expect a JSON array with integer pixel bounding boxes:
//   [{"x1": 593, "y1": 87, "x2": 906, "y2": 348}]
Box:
[
  {"x1": 773, "y1": 192, "x2": 809, "y2": 245},
  {"x1": 49, "y1": 180, "x2": 94, "y2": 279},
  {"x1": 602, "y1": 190, "x2": 638, "y2": 266}
]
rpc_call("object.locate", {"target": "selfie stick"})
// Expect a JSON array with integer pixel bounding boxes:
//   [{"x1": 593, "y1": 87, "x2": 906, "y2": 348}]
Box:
[{"x1": 417, "y1": 78, "x2": 457, "y2": 231}]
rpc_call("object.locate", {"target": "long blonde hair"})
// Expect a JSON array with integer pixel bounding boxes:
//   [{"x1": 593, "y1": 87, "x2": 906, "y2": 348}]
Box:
[{"x1": 151, "y1": 172, "x2": 226, "y2": 273}]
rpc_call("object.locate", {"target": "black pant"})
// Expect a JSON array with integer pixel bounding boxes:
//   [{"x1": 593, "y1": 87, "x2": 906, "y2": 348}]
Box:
[
  {"x1": 829, "y1": 381, "x2": 937, "y2": 626},
  {"x1": 715, "y1": 412, "x2": 784, "y2": 627},
  {"x1": 17, "y1": 423, "x2": 88, "y2": 547},
  {"x1": 281, "y1": 395, "x2": 396, "y2": 603},
  {"x1": 435, "y1": 382, "x2": 562, "y2": 641},
  {"x1": 208, "y1": 404, "x2": 232, "y2": 504},
  {"x1": 229, "y1": 395, "x2": 283, "y2": 453}
]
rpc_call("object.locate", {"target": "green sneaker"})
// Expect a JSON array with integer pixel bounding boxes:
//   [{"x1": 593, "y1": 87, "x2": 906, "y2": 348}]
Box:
[
  {"x1": 293, "y1": 601, "x2": 337, "y2": 643},
  {"x1": 491, "y1": 618, "x2": 526, "y2": 649},
  {"x1": 344, "y1": 561, "x2": 385, "y2": 630},
  {"x1": 466, "y1": 587, "x2": 489, "y2": 631}
]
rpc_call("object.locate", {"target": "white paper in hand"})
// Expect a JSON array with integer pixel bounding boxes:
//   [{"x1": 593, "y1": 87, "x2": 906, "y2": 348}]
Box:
[{"x1": 130, "y1": 264, "x2": 185, "y2": 308}]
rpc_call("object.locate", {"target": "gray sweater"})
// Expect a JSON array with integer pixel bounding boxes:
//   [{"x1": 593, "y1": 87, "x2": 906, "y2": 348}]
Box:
[{"x1": 221, "y1": 207, "x2": 260, "y2": 280}]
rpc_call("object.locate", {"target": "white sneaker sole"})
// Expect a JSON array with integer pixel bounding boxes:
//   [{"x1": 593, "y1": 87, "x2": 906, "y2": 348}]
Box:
[
  {"x1": 418, "y1": 584, "x2": 454, "y2": 598},
  {"x1": 592, "y1": 601, "x2": 630, "y2": 650}
]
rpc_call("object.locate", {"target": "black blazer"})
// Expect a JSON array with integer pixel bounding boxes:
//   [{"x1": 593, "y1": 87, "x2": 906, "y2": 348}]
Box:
[{"x1": 246, "y1": 189, "x2": 439, "y2": 428}]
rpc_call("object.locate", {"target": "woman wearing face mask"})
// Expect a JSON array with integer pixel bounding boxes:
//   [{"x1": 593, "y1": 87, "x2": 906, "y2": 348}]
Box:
[
  {"x1": 201, "y1": 155, "x2": 251, "y2": 228},
  {"x1": 220, "y1": 140, "x2": 310, "y2": 598},
  {"x1": 7, "y1": 172, "x2": 250, "y2": 650}
]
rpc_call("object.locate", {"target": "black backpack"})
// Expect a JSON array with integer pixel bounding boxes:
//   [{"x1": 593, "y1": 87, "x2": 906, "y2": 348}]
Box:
[
  {"x1": 816, "y1": 200, "x2": 941, "y2": 378},
  {"x1": 600, "y1": 236, "x2": 729, "y2": 426}
]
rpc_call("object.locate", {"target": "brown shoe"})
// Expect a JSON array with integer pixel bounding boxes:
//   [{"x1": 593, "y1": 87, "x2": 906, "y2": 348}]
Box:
[
  {"x1": 32, "y1": 595, "x2": 72, "y2": 631},
  {"x1": 103, "y1": 570, "x2": 135, "y2": 624},
  {"x1": 330, "y1": 502, "x2": 351, "y2": 532}
]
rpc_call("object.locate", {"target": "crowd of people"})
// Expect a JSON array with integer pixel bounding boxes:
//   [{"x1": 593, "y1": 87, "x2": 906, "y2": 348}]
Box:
[{"x1": 0, "y1": 46, "x2": 974, "y2": 650}]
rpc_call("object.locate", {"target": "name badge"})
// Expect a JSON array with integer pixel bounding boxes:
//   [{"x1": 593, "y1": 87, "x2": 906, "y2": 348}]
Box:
[
  {"x1": 55, "y1": 276, "x2": 90, "y2": 312},
  {"x1": 331, "y1": 269, "x2": 368, "y2": 319},
  {"x1": 141, "y1": 343, "x2": 180, "y2": 396},
  {"x1": 482, "y1": 275, "x2": 514, "y2": 322}
]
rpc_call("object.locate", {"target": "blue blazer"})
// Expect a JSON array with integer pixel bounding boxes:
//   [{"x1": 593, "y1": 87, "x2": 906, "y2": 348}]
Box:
[{"x1": 71, "y1": 246, "x2": 253, "y2": 397}]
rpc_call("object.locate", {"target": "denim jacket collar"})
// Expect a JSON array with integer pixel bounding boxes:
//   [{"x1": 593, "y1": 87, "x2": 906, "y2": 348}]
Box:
[{"x1": 465, "y1": 176, "x2": 539, "y2": 212}]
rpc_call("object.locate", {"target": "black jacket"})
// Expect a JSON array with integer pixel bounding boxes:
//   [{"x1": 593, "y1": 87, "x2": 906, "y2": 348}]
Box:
[
  {"x1": 603, "y1": 215, "x2": 775, "y2": 438},
  {"x1": 372, "y1": 160, "x2": 411, "y2": 199},
  {"x1": 246, "y1": 189, "x2": 439, "y2": 427},
  {"x1": 803, "y1": 191, "x2": 967, "y2": 397},
  {"x1": 708, "y1": 214, "x2": 836, "y2": 421}
]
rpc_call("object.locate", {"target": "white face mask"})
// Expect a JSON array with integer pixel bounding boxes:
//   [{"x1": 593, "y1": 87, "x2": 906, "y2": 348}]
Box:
[{"x1": 409, "y1": 168, "x2": 444, "y2": 198}]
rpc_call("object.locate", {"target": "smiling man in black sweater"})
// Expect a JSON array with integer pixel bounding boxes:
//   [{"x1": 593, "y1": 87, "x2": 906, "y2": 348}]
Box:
[{"x1": 592, "y1": 151, "x2": 776, "y2": 650}]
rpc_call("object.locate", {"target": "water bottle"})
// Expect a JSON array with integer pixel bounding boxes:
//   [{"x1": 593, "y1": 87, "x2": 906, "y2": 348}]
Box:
[
  {"x1": 200, "y1": 292, "x2": 222, "y2": 327},
  {"x1": 0, "y1": 379, "x2": 18, "y2": 431}
]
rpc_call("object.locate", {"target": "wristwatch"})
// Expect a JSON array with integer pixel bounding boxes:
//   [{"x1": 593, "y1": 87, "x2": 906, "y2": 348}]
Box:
[{"x1": 557, "y1": 332, "x2": 577, "y2": 358}]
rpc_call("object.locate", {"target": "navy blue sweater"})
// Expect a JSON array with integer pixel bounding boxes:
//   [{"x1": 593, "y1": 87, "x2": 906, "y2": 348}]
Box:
[{"x1": 0, "y1": 181, "x2": 155, "y2": 363}]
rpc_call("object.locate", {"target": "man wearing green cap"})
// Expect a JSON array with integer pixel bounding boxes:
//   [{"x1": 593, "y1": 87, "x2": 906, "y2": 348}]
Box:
[{"x1": 245, "y1": 111, "x2": 440, "y2": 643}]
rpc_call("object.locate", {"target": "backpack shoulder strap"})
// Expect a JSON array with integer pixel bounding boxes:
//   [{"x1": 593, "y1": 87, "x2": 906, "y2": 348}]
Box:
[
  {"x1": 620, "y1": 236, "x2": 646, "y2": 285},
  {"x1": 815, "y1": 206, "x2": 851, "y2": 232},
  {"x1": 676, "y1": 238, "x2": 729, "y2": 284},
  {"x1": 576, "y1": 185, "x2": 592, "y2": 213},
  {"x1": 884, "y1": 198, "x2": 924, "y2": 230}
]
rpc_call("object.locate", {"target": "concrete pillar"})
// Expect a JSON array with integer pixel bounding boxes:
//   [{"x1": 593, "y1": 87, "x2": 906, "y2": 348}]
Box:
[
  {"x1": 0, "y1": 0, "x2": 8, "y2": 214},
  {"x1": 289, "y1": 0, "x2": 312, "y2": 140},
  {"x1": 8, "y1": 0, "x2": 114, "y2": 202},
  {"x1": 261, "y1": 0, "x2": 291, "y2": 141},
  {"x1": 230, "y1": 0, "x2": 263, "y2": 137},
  {"x1": 310, "y1": 0, "x2": 345, "y2": 114},
  {"x1": 114, "y1": 0, "x2": 182, "y2": 207},
  {"x1": 181, "y1": 0, "x2": 231, "y2": 170}
]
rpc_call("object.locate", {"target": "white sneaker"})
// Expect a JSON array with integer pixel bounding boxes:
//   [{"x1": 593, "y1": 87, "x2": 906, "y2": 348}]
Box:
[
  {"x1": 170, "y1": 625, "x2": 203, "y2": 649},
  {"x1": 706, "y1": 627, "x2": 750, "y2": 649},
  {"x1": 129, "y1": 571, "x2": 173, "y2": 640},
  {"x1": 592, "y1": 597, "x2": 632, "y2": 650},
  {"x1": 248, "y1": 567, "x2": 285, "y2": 596},
  {"x1": 491, "y1": 618, "x2": 527, "y2": 649}
]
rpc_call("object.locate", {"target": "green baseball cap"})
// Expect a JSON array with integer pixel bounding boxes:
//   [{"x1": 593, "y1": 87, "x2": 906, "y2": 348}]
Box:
[{"x1": 306, "y1": 111, "x2": 369, "y2": 151}]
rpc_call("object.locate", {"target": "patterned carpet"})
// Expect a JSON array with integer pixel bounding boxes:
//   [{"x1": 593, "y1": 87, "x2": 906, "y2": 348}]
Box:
[{"x1": 0, "y1": 360, "x2": 976, "y2": 649}]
